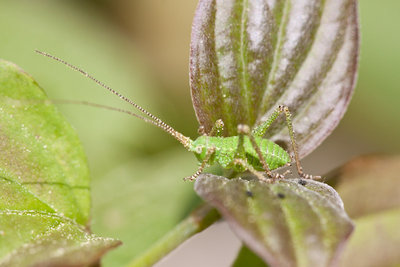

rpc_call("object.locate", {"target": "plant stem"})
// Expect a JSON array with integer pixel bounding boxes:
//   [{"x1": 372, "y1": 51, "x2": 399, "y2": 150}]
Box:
[{"x1": 127, "y1": 203, "x2": 220, "y2": 267}]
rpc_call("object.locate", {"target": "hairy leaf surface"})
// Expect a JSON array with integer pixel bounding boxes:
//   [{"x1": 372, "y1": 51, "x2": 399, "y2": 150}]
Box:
[
  {"x1": 0, "y1": 60, "x2": 120, "y2": 265},
  {"x1": 195, "y1": 174, "x2": 353, "y2": 267},
  {"x1": 0, "y1": 217, "x2": 120, "y2": 267},
  {"x1": 190, "y1": 0, "x2": 359, "y2": 157}
]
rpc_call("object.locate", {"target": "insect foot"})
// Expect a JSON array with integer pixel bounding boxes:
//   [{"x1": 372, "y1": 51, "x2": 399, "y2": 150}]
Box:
[
  {"x1": 300, "y1": 173, "x2": 322, "y2": 180},
  {"x1": 183, "y1": 175, "x2": 196, "y2": 182},
  {"x1": 184, "y1": 147, "x2": 216, "y2": 182},
  {"x1": 272, "y1": 173, "x2": 285, "y2": 180},
  {"x1": 265, "y1": 173, "x2": 286, "y2": 184},
  {"x1": 282, "y1": 169, "x2": 292, "y2": 176},
  {"x1": 183, "y1": 161, "x2": 204, "y2": 181}
]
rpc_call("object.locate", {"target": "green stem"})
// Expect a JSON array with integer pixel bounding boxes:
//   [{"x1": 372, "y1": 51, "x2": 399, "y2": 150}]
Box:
[{"x1": 127, "y1": 203, "x2": 220, "y2": 267}]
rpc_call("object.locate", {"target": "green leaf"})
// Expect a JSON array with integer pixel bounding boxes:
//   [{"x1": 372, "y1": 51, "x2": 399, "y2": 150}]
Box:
[
  {"x1": 0, "y1": 60, "x2": 120, "y2": 265},
  {"x1": 0, "y1": 60, "x2": 90, "y2": 225},
  {"x1": 327, "y1": 155, "x2": 400, "y2": 267},
  {"x1": 233, "y1": 246, "x2": 269, "y2": 267},
  {"x1": 190, "y1": 0, "x2": 359, "y2": 157},
  {"x1": 0, "y1": 219, "x2": 121, "y2": 267},
  {"x1": 195, "y1": 174, "x2": 354, "y2": 267}
]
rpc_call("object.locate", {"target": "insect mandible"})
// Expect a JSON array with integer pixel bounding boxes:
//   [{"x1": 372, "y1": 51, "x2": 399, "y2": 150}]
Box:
[{"x1": 35, "y1": 50, "x2": 320, "y2": 182}]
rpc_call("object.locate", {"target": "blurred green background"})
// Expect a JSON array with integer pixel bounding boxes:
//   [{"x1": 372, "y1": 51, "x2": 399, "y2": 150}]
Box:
[{"x1": 0, "y1": 0, "x2": 399, "y2": 266}]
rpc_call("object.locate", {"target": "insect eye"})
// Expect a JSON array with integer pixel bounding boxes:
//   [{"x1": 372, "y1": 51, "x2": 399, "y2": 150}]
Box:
[{"x1": 195, "y1": 146, "x2": 203, "y2": 154}]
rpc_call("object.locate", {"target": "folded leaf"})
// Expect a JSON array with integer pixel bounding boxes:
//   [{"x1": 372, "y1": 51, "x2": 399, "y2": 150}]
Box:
[
  {"x1": 195, "y1": 174, "x2": 354, "y2": 267},
  {"x1": 190, "y1": 0, "x2": 359, "y2": 157}
]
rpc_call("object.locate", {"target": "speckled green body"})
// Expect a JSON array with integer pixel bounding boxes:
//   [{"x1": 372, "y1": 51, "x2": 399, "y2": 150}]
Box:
[{"x1": 189, "y1": 136, "x2": 290, "y2": 172}]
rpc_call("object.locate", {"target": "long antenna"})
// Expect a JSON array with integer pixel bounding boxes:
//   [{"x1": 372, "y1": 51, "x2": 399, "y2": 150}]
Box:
[
  {"x1": 52, "y1": 99, "x2": 163, "y2": 125},
  {"x1": 35, "y1": 50, "x2": 192, "y2": 149}
]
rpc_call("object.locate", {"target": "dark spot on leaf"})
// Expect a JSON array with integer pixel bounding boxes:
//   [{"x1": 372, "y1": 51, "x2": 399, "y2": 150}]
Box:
[
  {"x1": 246, "y1": 191, "x2": 253, "y2": 198},
  {"x1": 277, "y1": 193, "x2": 285, "y2": 199},
  {"x1": 298, "y1": 179, "x2": 307, "y2": 186}
]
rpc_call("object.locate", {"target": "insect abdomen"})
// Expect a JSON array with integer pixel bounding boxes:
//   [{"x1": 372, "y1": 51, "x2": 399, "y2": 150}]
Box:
[{"x1": 245, "y1": 138, "x2": 291, "y2": 171}]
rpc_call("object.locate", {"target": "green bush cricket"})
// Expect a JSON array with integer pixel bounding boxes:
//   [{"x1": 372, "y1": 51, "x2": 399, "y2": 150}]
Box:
[{"x1": 35, "y1": 50, "x2": 320, "y2": 182}]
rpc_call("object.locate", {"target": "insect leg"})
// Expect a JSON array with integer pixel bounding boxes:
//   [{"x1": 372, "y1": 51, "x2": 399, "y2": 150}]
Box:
[
  {"x1": 198, "y1": 120, "x2": 224, "y2": 136},
  {"x1": 233, "y1": 158, "x2": 271, "y2": 182},
  {"x1": 184, "y1": 147, "x2": 216, "y2": 181},
  {"x1": 197, "y1": 125, "x2": 207, "y2": 135},
  {"x1": 208, "y1": 119, "x2": 225, "y2": 137},
  {"x1": 252, "y1": 106, "x2": 283, "y2": 138},
  {"x1": 237, "y1": 124, "x2": 284, "y2": 180},
  {"x1": 230, "y1": 126, "x2": 248, "y2": 173},
  {"x1": 190, "y1": 121, "x2": 222, "y2": 180},
  {"x1": 252, "y1": 105, "x2": 320, "y2": 180},
  {"x1": 235, "y1": 125, "x2": 246, "y2": 158}
]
